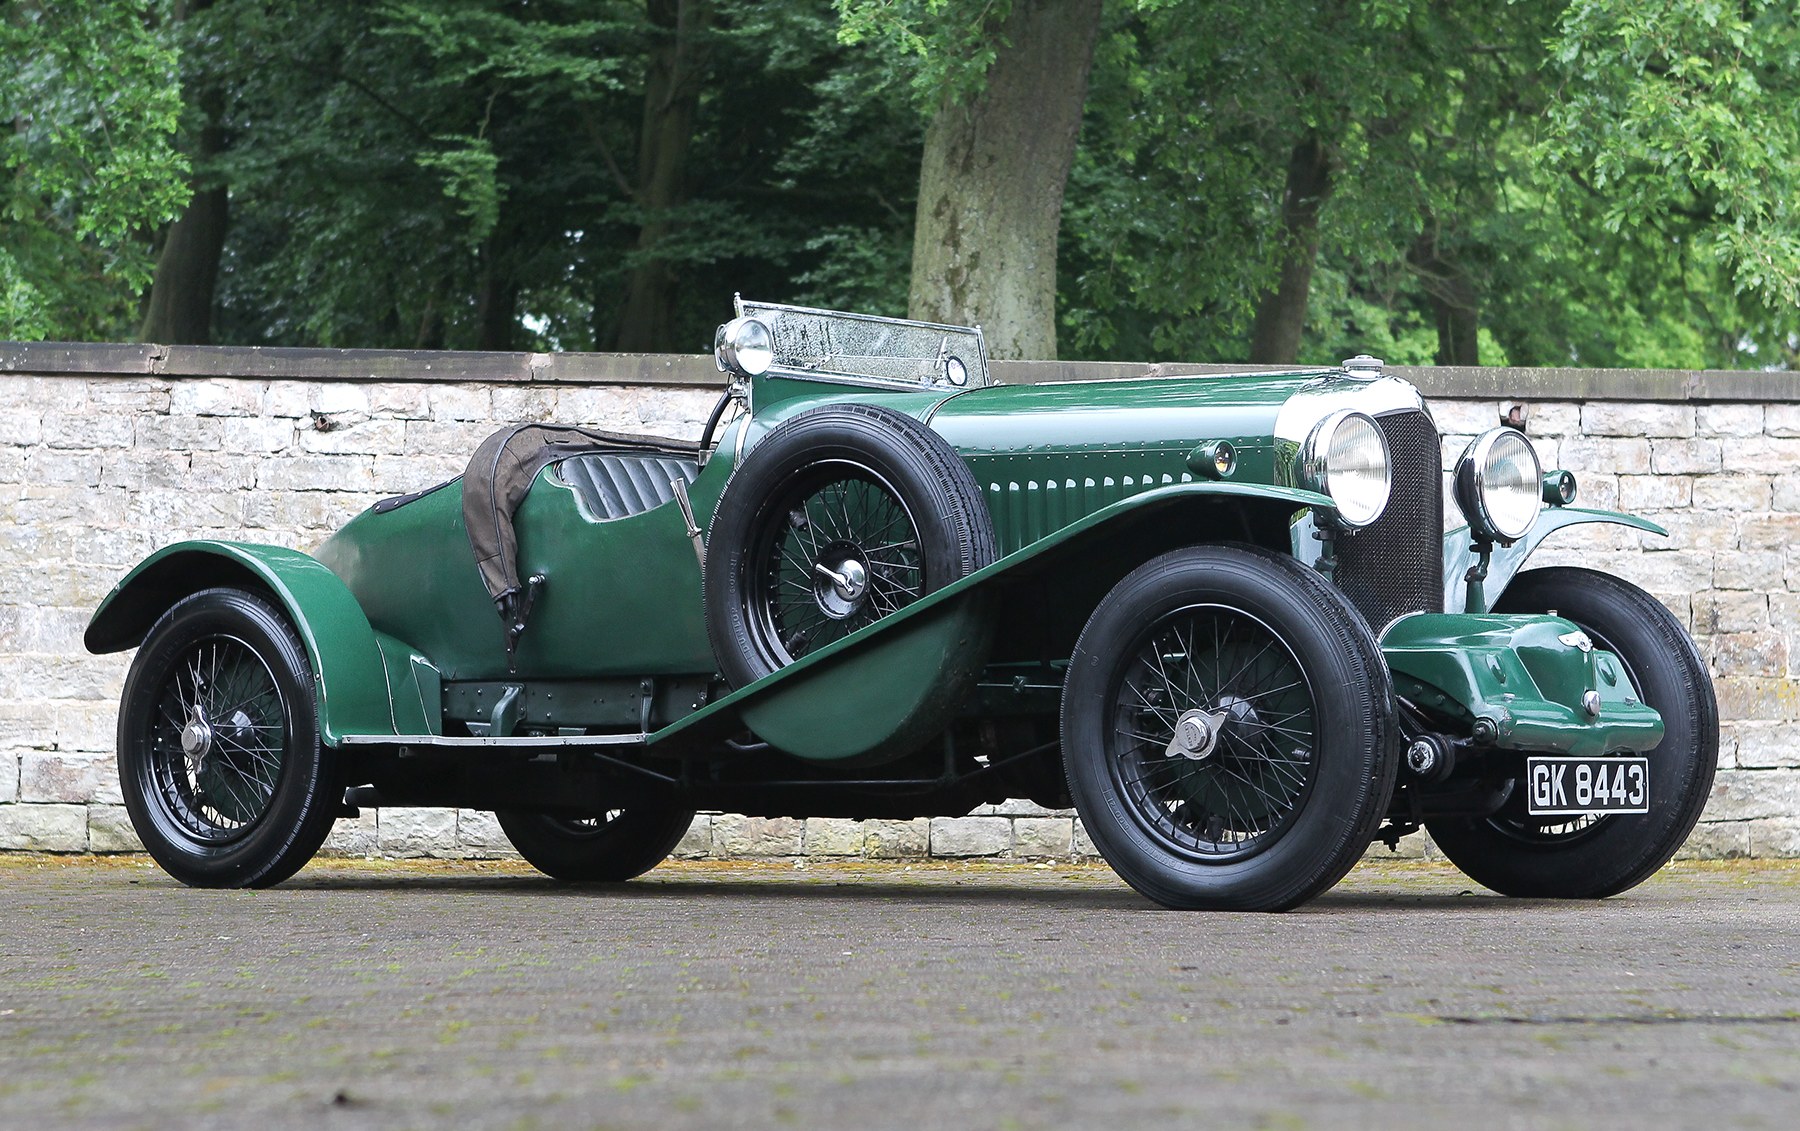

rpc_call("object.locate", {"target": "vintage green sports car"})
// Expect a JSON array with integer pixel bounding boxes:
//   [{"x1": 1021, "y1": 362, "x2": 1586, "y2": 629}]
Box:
[{"x1": 86, "y1": 300, "x2": 1718, "y2": 910}]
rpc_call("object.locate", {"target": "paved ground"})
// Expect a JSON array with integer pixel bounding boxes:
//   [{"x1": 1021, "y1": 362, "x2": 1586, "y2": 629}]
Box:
[{"x1": 1, "y1": 855, "x2": 1797, "y2": 1130}]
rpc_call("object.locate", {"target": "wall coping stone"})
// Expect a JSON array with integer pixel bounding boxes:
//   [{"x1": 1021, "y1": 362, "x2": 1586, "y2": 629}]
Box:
[{"x1": 3, "y1": 341, "x2": 1796, "y2": 401}]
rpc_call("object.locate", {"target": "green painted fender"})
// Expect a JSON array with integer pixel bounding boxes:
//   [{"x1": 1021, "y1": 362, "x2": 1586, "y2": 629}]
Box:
[
  {"x1": 650, "y1": 480, "x2": 1337, "y2": 762},
  {"x1": 1442, "y1": 506, "x2": 1668, "y2": 614},
  {"x1": 85, "y1": 540, "x2": 436, "y2": 745},
  {"x1": 1382, "y1": 612, "x2": 1664, "y2": 756}
]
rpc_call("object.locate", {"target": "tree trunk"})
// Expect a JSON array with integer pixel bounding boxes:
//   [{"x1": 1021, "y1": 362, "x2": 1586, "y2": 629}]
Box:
[
  {"x1": 612, "y1": 0, "x2": 711, "y2": 353},
  {"x1": 908, "y1": 0, "x2": 1104, "y2": 361},
  {"x1": 140, "y1": 2, "x2": 226, "y2": 345},
  {"x1": 1248, "y1": 134, "x2": 1333, "y2": 364},
  {"x1": 1409, "y1": 231, "x2": 1480, "y2": 365},
  {"x1": 474, "y1": 240, "x2": 518, "y2": 351}
]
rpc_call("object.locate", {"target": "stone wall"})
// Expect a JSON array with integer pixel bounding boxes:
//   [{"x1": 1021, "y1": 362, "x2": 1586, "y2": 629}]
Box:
[{"x1": 1, "y1": 344, "x2": 1794, "y2": 863}]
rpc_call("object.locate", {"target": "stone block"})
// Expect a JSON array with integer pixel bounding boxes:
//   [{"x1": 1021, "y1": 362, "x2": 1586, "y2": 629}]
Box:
[
  {"x1": 1676, "y1": 820, "x2": 1749, "y2": 859},
  {"x1": 862, "y1": 818, "x2": 929, "y2": 859},
  {"x1": 170, "y1": 379, "x2": 262, "y2": 417},
  {"x1": 1728, "y1": 722, "x2": 1800, "y2": 769},
  {"x1": 1618, "y1": 475, "x2": 1691, "y2": 511},
  {"x1": 241, "y1": 489, "x2": 354, "y2": 533},
  {"x1": 1713, "y1": 677, "x2": 1800, "y2": 721},
  {"x1": 87, "y1": 377, "x2": 172, "y2": 413},
  {"x1": 1776, "y1": 477, "x2": 1800, "y2": 514},
  {"x1": 802, "y1": 817, "x2": 867, "y2": 857},
  {"x1": 0, "y1": 803, "x2": 88, "y2": 850},
  {"x1": 1698, "y1": 404, "x2": 1765, "y2": 437},
  {"x1": 1693, "y1": 591, "x2": 1767, "y2": 634},
  {"x1": 43, "y1": 411, "x2": 133, "y2": 449},
  {"x1": 928, "y1": 815, "x2": 1011, "y2": 857},
  {"x1": 376, "y1": 807, "x2": 459, "y2": 857},
  {"x1": 1012, "y1": 817, "x2": 1074, "y2": 858},
  {"x1": 1739, "y1": 515, "x2": 1800, "y2": 552},
  {"x1": 88, "y1": 805, "x2": 143, "y2": 853},
  {"x1": 263, "y1": 383, "x2": 311, "y2": 418},
  {"x1": 298, "y1": 419, "x2": 406, "y2": 456},
  {"x1": 1706, "y1": 631, "x2": 1789, "y2": 677},
  {"x1": 1649, "y1": 438, "x2": 1722, "y2": 475},
  {"x1": 218, "y1": 416, "x2": 297, "y2": 454},
  {"x1": 365, "y1": 383, "x2": 431, "y2": 418},
  {"x1": 257, "y1": 454, "x2": 375, "y2": 493},
  {"x1": 713, "y1": 814, "x2": 803, "y2": 857},
  {"x1": 23, "y1": 449, "x2": 101, "y2": 487},
  {"x1": 404, "y1": 420, "x2": 493, "y2": 456},
  {"x1": 456, "y1": 810, "x2": 515, "y2": 857},
  {"x1": 1423, "y1": 400, "x2": 1506, "y2": 437},
  {"x1": 320, "y1": 810, "x2": 379, "y2": 857},
  {"x1": 672, "y1": 813, "x2": 714, "y2": 858},
  {"x1": 1691, "y1": 475, "x2": 1771, "y2": 512},
  {"x1": 1766, "y1": 404, "x2": 1800, "y2": 438},
  {"x1": 1713, "y1": 551, "x2": 1784, "y2": 593},
  {"x1": 1701, "y1": 769, "x2": 1800, "y2": 823},
  {"x1": 0, "y1": 753, "x2": 17, "y2": 803},
  {"x1": 1641, "y1": 512, "x2": 1737, "y2": 553},
  {"x1": 101, "y1": 450, "x2": 192, "y2": 490},
  {"x1": 1720, "y1": 437, "x2": 1800, "y2": 475},
  {"x1": 1071, "y1": 818, "x2": 1098, "y2": 858},
  {"x1": 492, "y1": 386, "x2": 559, "y2": 423},
  {"x1": 1553, "y1": 436, "x2": 1651, "y2": 475},
  {"x1": 1583, "y1": 402, "x2": 1695, "y2": 438},
  {"x1": 1748, "y1": 818, "x2": 1800, "y2": 857},
  {"x1": 0, "y1": 403, "x2": 43, "y2": 445},
  {"x1": 137, "y1": 413, "x2": 225, "y2": 452},
  {"x1": 372, "y1": 454, "x2": 462, "y2": 495},
  {"x1": 310, "y1": 384, "x2": 370, "y2": 416},
  {"x1": 428, "y1": 386, "x2": 492, "y2": 422},
  {"x1": 1609, "y1": 549, "x2": 1712, "y2": 593}
]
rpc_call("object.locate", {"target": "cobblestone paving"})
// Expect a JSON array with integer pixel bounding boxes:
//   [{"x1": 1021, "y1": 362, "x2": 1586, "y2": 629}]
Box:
[{"x1": 2, "y1": 856, "x2": 1797, "y2": 1130}]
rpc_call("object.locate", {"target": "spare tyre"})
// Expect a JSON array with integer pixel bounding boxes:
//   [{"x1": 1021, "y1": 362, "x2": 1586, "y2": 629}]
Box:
[{"x1": 704, "y1": 403, "x2": 997, "y2": 690}]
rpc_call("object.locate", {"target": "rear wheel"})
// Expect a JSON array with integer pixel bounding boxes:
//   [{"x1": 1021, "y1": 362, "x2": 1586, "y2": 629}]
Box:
[
  {"x1": 118, "y1": 588, "x2": 339, "y2": 888},
  {"x1": 1062, "y1": 546, "x2": 1398, "y2": 911},
  {"x1": 495, "y1": 806, "x2": 694, "y2": 882},
  {"x1": 1427, "y1": 567, "x2": 1718, "y2": 898}
]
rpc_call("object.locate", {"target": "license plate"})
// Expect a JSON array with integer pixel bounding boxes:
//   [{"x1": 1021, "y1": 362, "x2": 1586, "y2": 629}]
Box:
[{"x1": 1525, "y1": 756, "x2": 1650, "y2": 816}]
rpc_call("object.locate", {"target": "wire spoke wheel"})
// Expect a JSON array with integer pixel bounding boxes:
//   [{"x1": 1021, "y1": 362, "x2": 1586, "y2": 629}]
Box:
[
  {"x1": 495, "y1": 805, "x2": 695, "y2": 882},
  {"x1": 1428, "y1": 567, "x2": 1719, "y2": 899},
  {"x1": 144, "y1": 635, "x2": 288, "y2": 841},
  {"x1": 1109, "y1": 604, "x2": 1319, "y2": 861},
  {"x1": 752, "y1": 462, "x2": 925, "y2": 667},
  {"x1": 1063, "y1": 546, "x2": 1396, "y2": 911},
  {"x1": 117, "y1": 588, "x2": 338, "y2": 889}
]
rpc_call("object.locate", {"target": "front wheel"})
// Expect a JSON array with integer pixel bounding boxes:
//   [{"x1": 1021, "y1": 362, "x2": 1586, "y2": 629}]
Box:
[
  {"x1": 495, "y1": 806, "x2": 695, "y2": 882},
  {"x1": 1427, "y1": 567, "x2": 1719, "y2": 898},
  {"x1": 117, "y1": 588, "x2": 340, "y2": 888},
  {"x1": 1062, "y1": 546, "x2": 1398, "y2": 911}
]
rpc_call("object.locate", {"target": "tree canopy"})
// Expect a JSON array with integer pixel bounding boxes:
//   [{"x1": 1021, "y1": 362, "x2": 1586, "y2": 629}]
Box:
[{"x1": 5, "y1": 0, "x2": 1796, "y2": 368}]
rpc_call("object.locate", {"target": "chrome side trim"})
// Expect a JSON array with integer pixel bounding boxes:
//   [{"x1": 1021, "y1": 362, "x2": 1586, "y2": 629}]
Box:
[{"x1": 337, "y1": 732, "x2": 649, "y2": 749}]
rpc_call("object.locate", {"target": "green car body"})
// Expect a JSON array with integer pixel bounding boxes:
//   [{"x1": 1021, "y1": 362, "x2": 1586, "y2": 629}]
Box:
[{"x1": 87, "y1": 301, "x2": 1716, "y2": 907}]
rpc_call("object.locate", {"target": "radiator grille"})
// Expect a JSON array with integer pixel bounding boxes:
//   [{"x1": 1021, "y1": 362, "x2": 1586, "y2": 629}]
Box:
[{"x1": 1332, "y1": 410, "x2": 1443, "y2": 630}]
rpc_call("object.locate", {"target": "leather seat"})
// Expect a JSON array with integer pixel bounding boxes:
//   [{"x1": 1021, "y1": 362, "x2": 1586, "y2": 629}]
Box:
[{"x1": 554, "y1": 452, "x2": 700, "y2": 521}]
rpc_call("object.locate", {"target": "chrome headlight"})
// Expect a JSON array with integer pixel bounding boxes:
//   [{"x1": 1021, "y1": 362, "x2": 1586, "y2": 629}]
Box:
[
  {"x1": 714, "y1": 317, "x2": 774, "y2": 377},
  {"x1": 1300, "y1": 410, "x2": 1391, "y2": 528},
  {"x1": 1454, "y1": 428, "x2": 1542, "y2": 543}
]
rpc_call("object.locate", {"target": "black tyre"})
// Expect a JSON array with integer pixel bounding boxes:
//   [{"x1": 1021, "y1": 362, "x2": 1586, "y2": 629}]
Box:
[
  {"x1": 117, "y1": 588, "x2": 340, "y2": 888},
  {"x1": 1428, "y1": 567, "x2": 1719, "y2": 898},
  {"x1": 494, "y1": 807, "x2": 695, "y2": 882},
  {"x1": 1062, "y1": 546, "x2": 1398, "y2": 911},
  {"x1": 704, "y1": 403, "x2": 996, "y2": 688}
]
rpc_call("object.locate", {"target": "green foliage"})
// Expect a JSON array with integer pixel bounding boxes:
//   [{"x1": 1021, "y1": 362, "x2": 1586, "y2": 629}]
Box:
[
  {"x1": 1, "y1": 0, "x2": 189, "y2": 339},
  {"x1": 1542, "y1": 0, "x2": 1800, "y2": 309},
  {"x1": 9, "y1": 0, "x2": 1796, "y2": 367}
]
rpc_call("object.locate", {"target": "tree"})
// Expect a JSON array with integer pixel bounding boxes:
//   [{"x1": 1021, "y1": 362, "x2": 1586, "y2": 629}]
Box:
[
  {"x1": 1, "y1": 0, "x2": 189, "y2": 340},
  {"x1": 842, "y1": 0, "x2": 1105, "y2": 359}
]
